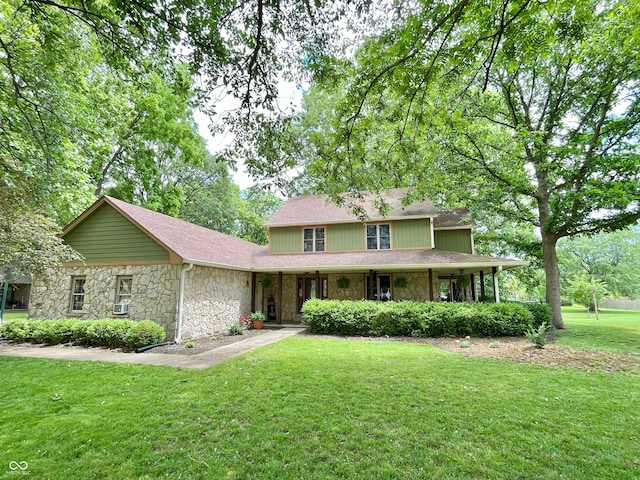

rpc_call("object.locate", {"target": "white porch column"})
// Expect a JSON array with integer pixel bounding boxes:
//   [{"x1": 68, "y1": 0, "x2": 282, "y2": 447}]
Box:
[{"x1": 492, "y1": 266, "x2": 502, "y2": 303}]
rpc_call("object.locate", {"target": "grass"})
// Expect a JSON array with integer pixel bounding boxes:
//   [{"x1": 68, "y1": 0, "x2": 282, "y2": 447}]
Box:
[
  {"x1": 556, "y1": 306, "x2": 640, "y2": 353},
  {"x1": 1, "y1": 336, "x2": 639, "y2": 479},
  {"x1": 1, "y1": 311, "x2": 28, "y2": 321}
]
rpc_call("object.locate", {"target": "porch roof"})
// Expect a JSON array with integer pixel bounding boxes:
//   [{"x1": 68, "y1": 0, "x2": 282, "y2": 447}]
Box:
[{"x1": 250, "y1": 247, "x2": 527, "y2": 274}]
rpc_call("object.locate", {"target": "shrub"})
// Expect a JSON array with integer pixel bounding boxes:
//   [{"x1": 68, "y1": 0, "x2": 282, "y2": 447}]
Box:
[
  {"x1": 229, "y1": 323, "x2": 246, "y2": 335},
  {"x1": 124, "y1": 321, "x2": 166, "y2": 349},
  {"x1": 525, "y1": 322, "x2": 551, "y2": 349},
  {"x1": 30, "y1": 319, "x2": 78, "y2": 344},
  {"x1": 301, "y1": 299, "x2": 534, "y2": 338},
  {"x1": 518, "y1": 302, "x2": 552, "y2": 329},
  {"x1": 0, "y1": 319, "x2": 32, "y2": 343},
  {"x1": 0, "y1": 318, "x2": 165, "y2": 350},
  {"x1": 86, "y1": 320, "x2": 132, "y2": 348}
]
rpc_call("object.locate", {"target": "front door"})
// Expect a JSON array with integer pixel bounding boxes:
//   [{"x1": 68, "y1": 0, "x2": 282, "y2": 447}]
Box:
[
  {"x1": 366, "y1": 274, "x2": 392, "y2": 301},
  {"x1": 297, "y1": 276, "x2": 328, "y2": 312}
]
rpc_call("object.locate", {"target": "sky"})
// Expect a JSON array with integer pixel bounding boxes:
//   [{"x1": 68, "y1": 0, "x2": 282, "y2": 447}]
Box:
[{"x1": 194, "y1": 82, "x2": 305, "y2": 191}]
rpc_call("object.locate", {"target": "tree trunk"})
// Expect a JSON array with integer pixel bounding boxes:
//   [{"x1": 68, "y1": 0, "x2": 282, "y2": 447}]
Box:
[
  {"x1": 535, "y1": 167, "x2": 566, "y2": 330},
  {"x1": 541, "y1": 230, "x2": 566, "y2": 330}
]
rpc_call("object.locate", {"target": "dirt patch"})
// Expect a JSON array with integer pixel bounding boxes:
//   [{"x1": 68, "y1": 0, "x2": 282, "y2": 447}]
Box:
[{"x1": 148, "y1": 328, "x2": 272, "y2": 355}]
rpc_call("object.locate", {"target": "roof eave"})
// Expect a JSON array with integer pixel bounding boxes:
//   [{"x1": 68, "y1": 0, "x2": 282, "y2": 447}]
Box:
[
  {"x1": 252, "y1": 259, "x2": 528, "y2": 274},
  {"x1": 265, "y1": 214, "x2": 437, "y2": 228},
  {"x1": 183, "y1": 258, "x2": 254, "y2": 272}
]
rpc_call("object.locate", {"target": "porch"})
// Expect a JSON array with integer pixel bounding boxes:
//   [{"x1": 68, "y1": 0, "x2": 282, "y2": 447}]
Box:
[{"x1": 250, "y1": 268, "x2": 505, "y2": 325}]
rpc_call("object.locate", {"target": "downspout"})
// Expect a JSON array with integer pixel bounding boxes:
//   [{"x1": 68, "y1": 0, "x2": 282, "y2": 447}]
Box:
[{"x1": 175, "y1": 263, "x2": 194, "y2": 343}]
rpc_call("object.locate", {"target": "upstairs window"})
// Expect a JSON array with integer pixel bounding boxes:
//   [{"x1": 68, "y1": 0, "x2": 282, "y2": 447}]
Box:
[
  {"x1": 70, "y1": 277, "x2": 86, "y2": 312},
  {"x1": 303, "y1": 227, "x2": 325, "y2": 252},
  {"x1": 116, "y1": 276, "x2": 133, "y2": 304},
  {"x1": 366, "y1": 224, "x2": 391, "y2": 250}
]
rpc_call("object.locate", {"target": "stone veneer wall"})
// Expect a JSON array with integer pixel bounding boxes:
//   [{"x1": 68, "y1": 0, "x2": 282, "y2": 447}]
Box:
[
  {"x1": 179, "y1": 265, "x2": 252, "y2": 340},
  {"x1": 329, "y1": 273, "x2": 366, "y2": 300},
  {"x1": 329, "y1": 272, "x2": 435, "y2": 302},
  {"x1": 251, "y1": 272, "x2": 443, "y2": 325},
  {"x1": 255, "y1": 274, "x2": 297, "y2": 323},
  {"x1": 391, "y1": 272, "x2": 431, "y2": 301},
  {"x1": 29, "y1": 264, "x2": 181, "y2": 338}
]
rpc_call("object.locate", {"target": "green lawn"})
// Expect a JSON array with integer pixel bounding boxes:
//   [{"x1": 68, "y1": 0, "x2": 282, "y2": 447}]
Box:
[
  {"x1": 556, "y1": 306, "x2": 640, "y2": 353},
  {"x1": 1, "y1": 336, "x2": 638, "y2": 479},
  {"x1": 1, "y1": 311, "x2": 27, "y2": 321}
]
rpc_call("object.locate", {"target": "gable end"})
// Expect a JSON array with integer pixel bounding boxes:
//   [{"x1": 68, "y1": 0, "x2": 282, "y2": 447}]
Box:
[{"x1": 63, "y1": 204, "x2": 172, "y2": 264}]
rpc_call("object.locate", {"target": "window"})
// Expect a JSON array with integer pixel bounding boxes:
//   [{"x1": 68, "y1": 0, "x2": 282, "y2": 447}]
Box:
[
  {"x1": 116, "y1": 276, "x2": 133, "y2": 304},
  {"x1": 70, "y1": 277, "x2": 86, "y2": 312},
  {"x1": 365, "y1": 274, "x2": 391, "y2": 301},
  {"x1": 303, "y1": 227, "x2": 325, "y2": 252},
  {"x1": 366, "y1": 224, "x2": 391, "y2": 250}
]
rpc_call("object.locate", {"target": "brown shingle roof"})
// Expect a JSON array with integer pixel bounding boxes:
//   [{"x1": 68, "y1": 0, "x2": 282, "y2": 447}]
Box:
[
  {"x1": 251, "y1": 247, "x2": 526, "y2": 273},
  {"x1": 65, "y1": 196, "x2": 521, "y2": 273},
  {"x1": 433, "y1": 208, "x2": 474, "y2": 229},
  {"x1": 80, "y1": 197, "x2": 260, "y2": 270},
  {"x1": 265, "y1": 188, "x2": 441, "y2": 227}
]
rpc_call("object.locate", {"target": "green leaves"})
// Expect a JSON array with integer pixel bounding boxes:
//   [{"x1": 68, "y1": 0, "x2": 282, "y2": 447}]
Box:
[{"x1": 0, "y1": 185, "x2": 83, "y2": 282}]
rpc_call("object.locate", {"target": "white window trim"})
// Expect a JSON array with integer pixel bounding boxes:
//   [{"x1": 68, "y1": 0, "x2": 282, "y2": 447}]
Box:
[
  {"x1": 366, "y1": 223, "x2": 391, "y2": 250},
  {"x1": 116, "y1": 276, "x2": 133, "y2": 304},
  {"x1": 70, "y1": 277, "x2": 86, "y2": 312},
  {"x1": 303, "y1": 226, "x2": 326, "y2": 252}
]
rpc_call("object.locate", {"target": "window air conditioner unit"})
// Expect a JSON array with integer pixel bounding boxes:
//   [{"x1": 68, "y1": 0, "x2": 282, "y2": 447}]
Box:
[{"x1": 113, "y1": 303, "x2": 130, "y2": 315}]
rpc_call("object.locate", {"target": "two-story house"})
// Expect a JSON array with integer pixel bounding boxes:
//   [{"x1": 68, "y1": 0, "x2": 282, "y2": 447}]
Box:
[
  {"x1": 28, "y1": 189, "x2": 526, "y2": 340},
  {"x1": 252, "y1": 188, "x2": 526, "y2": 323}
]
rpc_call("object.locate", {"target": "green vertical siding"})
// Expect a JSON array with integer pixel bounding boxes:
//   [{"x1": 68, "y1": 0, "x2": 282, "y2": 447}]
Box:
[
  {"x1": 63, "y1": 204, "x2": 170, "y2": 262},
  {"x1": 393, "y1": 219, "x2": 431, "y2": 249},
  {"x1": 434, "y1": 229, "x2": 473, "y2": 253},
  {"x1": 327, "y1": 223, "x2": 363, "y2": 251},
  {"x1": 269, "y1": 227, "x2": 302, "y2": 253}
]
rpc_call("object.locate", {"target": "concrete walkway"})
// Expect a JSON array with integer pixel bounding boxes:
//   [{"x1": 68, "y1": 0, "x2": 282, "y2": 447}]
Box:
[{"x1": 0, "y1": 327, "x2": 307, "y2": 369}]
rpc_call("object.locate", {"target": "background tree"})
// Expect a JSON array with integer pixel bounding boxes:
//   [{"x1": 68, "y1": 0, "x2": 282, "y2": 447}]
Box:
[
  {"x1": 178, "y1": 157, "x2": 243, "y2": 234},
  {"x1": 88, "y1": 65, "x2": 211, "y2": 216},
  {"x1": 236, "y1": 187, "x2": 285, "y2": 245},
  {"x1": 2, "y1": 0, "x2": 374, "y2": 222},
  {"x1": 0, "y1": 184, "x2": 82, "y2": 284},
  {"x1": 568, "y1": 275, "x2": 608, "y2": 311},
  {"x1": 1, "y1": 0, "x2": 377, "y2": 284},
  {"x1": 558, "y1": 225, "x2": 640, "y2": 300}
]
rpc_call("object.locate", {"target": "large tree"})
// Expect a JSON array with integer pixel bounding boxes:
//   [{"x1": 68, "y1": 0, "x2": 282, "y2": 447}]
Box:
[
  {"x1": 558, "y1": 226, "x2": 640, "y2": 300},
  {"x1": 1, "y1": 0, "x2": 374, "y2": 221},
  {"x1": 3, "y1": 0, "x2": 369, "y2": 276},
  {"x1": 257, "y1": 0, "x2": 639, "y2": 329},
  {"x1": 1, "y1": 0, "x2": 212, "y2": 223},
  {"x1": 0, "y1": 184, "x2": 82, "y2": 284}
]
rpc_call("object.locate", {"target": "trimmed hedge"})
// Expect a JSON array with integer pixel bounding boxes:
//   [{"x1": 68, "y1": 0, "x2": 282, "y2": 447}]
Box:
[
  {"x1": 0, "y1": 318, "x2": 166, "y2": 350},
  {"x1": 301, "y1": 299, "x2": 534, "y2": 337},
  {"x1": 519, "y1": 302, "x2": 553, "y2": 329}
]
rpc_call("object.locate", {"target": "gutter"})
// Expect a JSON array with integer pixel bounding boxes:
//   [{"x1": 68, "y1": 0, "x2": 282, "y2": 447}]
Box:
[{"x1": 175, "y1": 263, "x2": 194, "y2": 343}]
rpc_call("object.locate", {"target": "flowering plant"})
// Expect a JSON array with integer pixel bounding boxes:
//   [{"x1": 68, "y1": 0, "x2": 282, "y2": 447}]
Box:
[{"x1": 239, "y1": 315, "x2": 253, "y2": 328}]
